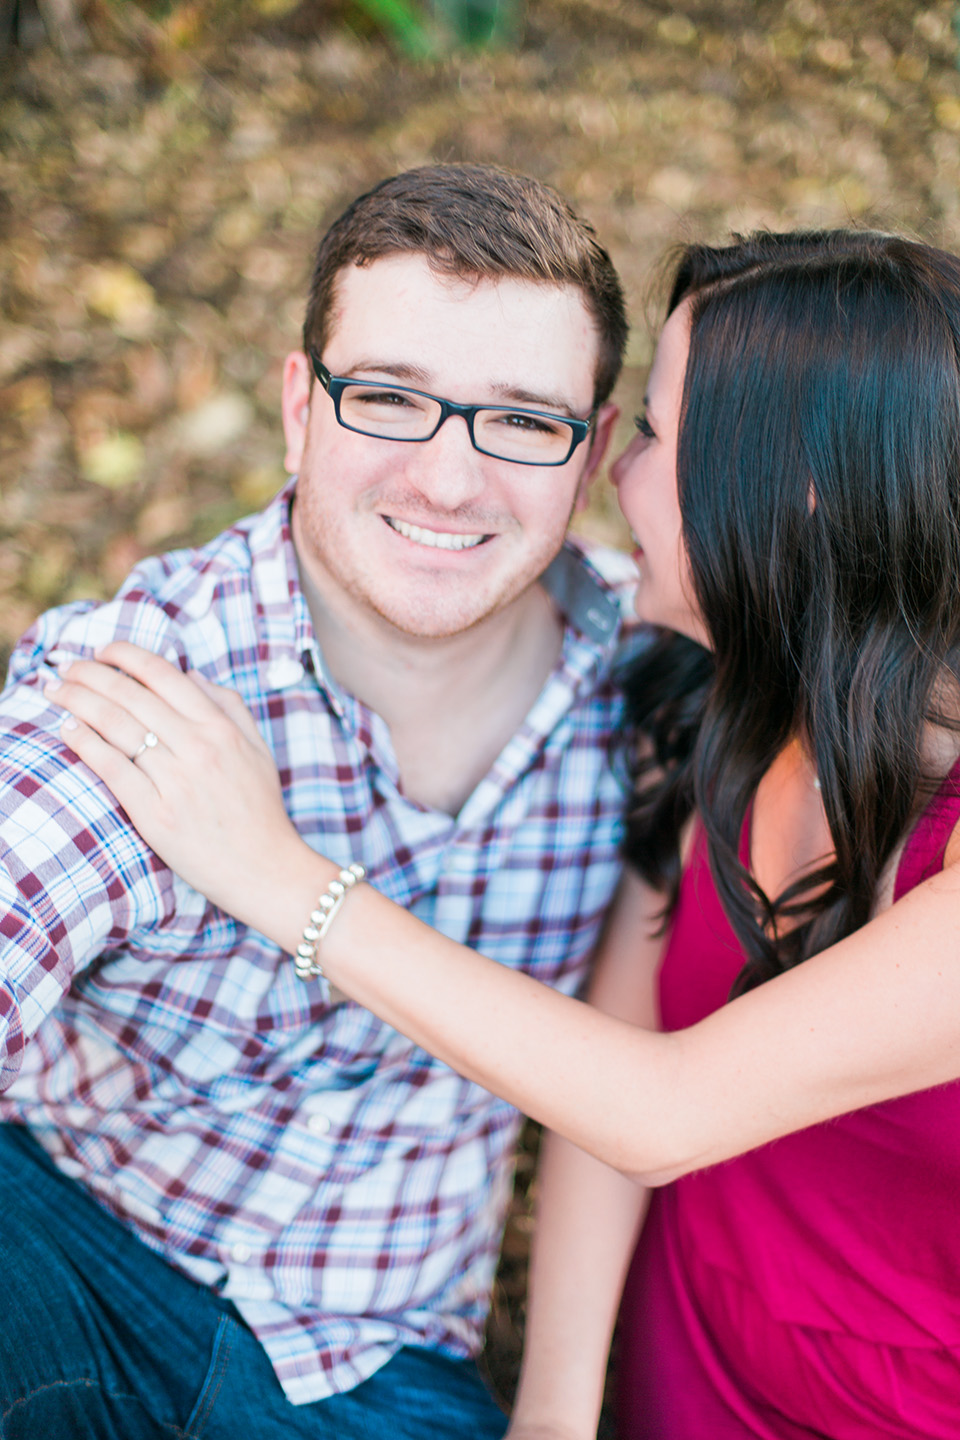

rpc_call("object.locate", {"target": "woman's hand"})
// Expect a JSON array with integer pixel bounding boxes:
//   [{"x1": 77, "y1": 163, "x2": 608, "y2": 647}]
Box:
[{"x1": 45, "y1": 641, "x2": 311, "y2": 922}]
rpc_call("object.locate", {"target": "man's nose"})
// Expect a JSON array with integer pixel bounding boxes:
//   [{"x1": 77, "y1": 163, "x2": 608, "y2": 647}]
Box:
[{"x1": 399, "y1": 414, "x2": 488, "y2": 508}]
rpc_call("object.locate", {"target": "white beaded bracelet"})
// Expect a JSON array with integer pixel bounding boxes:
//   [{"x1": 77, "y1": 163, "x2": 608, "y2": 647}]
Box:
[{"x1": 293, "y1": 862, "x2": 367, "y2": 982}]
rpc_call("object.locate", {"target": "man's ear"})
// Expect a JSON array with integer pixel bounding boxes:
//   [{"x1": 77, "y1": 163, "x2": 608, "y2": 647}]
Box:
[
  {"x1": 574, "y1": 402, "x2": 619, "y2": 512},
  {"x1": 281, "y1": 351, "x2": 313, "y2": 474}
]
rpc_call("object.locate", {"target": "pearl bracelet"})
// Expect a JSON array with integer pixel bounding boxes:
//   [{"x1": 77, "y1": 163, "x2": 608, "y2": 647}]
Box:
[{"x1": 294, "y1": 862, "x2": 367, "y2": 982}]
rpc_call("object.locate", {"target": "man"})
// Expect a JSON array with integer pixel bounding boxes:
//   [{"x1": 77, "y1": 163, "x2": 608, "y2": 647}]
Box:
[{"x1": 0, "y1": 165, "x2": 632, "y2": 1438}]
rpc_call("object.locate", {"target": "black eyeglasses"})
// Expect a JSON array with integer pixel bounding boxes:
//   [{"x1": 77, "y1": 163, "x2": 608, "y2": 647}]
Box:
[{"x1": 310, "y1": 353, "x2": 595, "y2": 467}]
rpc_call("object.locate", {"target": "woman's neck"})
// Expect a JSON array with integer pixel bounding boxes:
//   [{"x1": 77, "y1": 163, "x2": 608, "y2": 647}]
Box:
[
  {"x1": 751, "y1": 726, "x2": 960, "y2": 924},
  {"x1": 749, "y1": 738, "x2": 832, "y2": 927}
]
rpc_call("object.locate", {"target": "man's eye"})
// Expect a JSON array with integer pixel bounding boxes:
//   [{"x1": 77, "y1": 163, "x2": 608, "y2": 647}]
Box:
[
  {"x1": 634, "y1": 412, "x2": 655, "y2": 439},
  {"x1": 495, "y1": 411, "x2": 563, "y2": 435},
  {"x1": 356, "y1": 390, "x2": 416, "y2": 408}
]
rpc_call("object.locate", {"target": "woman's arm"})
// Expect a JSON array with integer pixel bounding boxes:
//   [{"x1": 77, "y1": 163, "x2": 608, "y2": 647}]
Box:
[
  {"x1": 46, "y1": 643, "x2": 960, "y2": 1186},
  {"x1": 505, "y1": 1135, "x2": 649, "y2": 1440},
  {"x1": 506, "y1": 876, "x2": 660, "y2": 1440}
]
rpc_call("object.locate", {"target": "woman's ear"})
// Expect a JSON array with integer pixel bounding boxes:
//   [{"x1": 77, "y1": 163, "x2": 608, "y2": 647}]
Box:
[{"x1": 281, "y1": 351, "x2": 313, "y2": 474}]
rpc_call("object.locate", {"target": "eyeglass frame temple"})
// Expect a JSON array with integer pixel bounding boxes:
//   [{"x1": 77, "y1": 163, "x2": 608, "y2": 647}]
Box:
[{"x1": 309, "y1": 352, "x2": 595, "y2": 467}]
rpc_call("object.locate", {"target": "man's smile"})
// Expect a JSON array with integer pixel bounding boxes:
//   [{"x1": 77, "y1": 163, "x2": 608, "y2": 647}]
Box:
[{"x1": 384, "y1": 516, "x2": 490, "y2": 550}]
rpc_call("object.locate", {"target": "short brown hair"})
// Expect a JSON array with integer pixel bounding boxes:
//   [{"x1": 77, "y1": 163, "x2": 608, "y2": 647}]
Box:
[{"x1": 302, "y1": 164, "x2": 627, "y2": 407}]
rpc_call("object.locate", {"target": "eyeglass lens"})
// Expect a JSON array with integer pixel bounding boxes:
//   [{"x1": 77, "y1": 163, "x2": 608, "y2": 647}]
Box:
[{"x1": 336, "y1": 383, "x2": 576, "y2": 463}]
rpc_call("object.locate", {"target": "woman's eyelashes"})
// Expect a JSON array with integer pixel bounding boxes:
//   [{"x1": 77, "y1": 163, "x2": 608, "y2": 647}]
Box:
[{"x1": 634, "y1": 411, "x2": 655, "y2": 439}]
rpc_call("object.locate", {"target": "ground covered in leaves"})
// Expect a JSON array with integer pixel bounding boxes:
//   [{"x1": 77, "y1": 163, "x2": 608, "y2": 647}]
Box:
[{"x1": 2, "y1": 0, "x2": 960, "y2": 1423}]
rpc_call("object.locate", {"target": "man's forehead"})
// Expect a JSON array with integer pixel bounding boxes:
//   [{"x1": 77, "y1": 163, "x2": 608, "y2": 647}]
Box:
[{"x1": 324, "y1": 252, "x2": 600, "y2": 403}]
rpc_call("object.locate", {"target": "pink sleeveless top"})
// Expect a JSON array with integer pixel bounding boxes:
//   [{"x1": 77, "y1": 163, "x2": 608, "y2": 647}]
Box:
[{"x1": 618, "y1": 768, "x2": 960, "y2": 1438}]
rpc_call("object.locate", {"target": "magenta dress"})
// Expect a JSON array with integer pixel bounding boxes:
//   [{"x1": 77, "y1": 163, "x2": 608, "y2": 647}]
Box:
[{"x1": 617, "y1": 771, "x2": 960, "y2": 1437}]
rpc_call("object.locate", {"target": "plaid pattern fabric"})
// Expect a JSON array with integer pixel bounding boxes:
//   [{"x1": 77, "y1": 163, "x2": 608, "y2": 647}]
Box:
[{"x1": 0, "y1": 482, "x2": 634, "y2": 1404}]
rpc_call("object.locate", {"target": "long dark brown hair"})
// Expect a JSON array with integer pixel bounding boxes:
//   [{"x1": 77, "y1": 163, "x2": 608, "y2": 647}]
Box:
[{"x1": 624, "y1": 231, "x2": 960, "y2": 992}]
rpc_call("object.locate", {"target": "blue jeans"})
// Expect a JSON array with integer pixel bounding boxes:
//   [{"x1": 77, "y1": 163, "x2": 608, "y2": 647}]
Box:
[{"x1": 0, "y1": 1124, "x2": 507, "y2": 1439}]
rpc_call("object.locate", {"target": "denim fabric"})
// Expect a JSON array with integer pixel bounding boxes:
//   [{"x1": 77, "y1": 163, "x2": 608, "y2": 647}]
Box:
[{"x1": 0, "y1": 1125, "x2": 507, "y2": 1440}]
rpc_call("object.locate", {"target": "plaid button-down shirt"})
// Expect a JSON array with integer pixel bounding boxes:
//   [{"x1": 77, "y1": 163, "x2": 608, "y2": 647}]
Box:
[{"x1": 0, "y1": 482, "x2": 634, "y2": 1404}]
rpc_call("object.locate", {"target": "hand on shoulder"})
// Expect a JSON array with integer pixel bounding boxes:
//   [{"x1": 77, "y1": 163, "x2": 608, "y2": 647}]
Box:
[{"x1": 45, "y1": 642, "x2": 309, "y2": 921}]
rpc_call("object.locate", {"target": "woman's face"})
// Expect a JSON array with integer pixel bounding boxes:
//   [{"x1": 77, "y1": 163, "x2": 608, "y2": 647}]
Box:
[{"x1": 611, "y1": 299, "x2": 709, "y2": 646}]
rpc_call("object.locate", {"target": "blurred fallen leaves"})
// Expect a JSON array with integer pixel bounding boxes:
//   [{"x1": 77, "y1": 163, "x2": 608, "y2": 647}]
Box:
[
  {"x1": 79, "y1": 431, "x2": 146, "y2": 487},
  {"x1": 83, "y1": 262, "x2": 158, "y2": 338}
]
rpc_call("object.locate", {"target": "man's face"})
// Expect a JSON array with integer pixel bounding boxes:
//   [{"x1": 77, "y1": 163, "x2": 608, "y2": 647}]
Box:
[{"x1": 282, "y1": 253, "x2": 614, "y2": 639}]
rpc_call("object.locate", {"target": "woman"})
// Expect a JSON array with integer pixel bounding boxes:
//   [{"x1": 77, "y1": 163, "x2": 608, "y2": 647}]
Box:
[{"x1": 48, "y1": 230, "x2": 960, "y2": 1436}]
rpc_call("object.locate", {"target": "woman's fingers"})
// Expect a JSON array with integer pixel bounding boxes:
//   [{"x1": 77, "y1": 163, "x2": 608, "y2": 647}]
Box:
[
  {"x1": 46, "y1": 662, "x2": 188, "y2": 762},
  {"x1": 91, "y1": 643, "x2": 273, "y2": 757},
  {"x1": 58, "y1": 709, "x2": 216, "y2": 870},
  {"x1": 42, "y1": 640, "x2": 302, "y2": 911},
  {"x1": 46, "y1": 646, "x2": 270, "y2": 769},
  {"x1": 59, "y1": 715, "x2": 160, "y2": 812},
  {"x1": 97, "y1": 645, "x2": 273, "y2": 753},
  {"x1": 93, "y1": 641, "x2": 222, "y2": 723},
  {"x1": 48, "y1": 644, "x2": 273, "y2": 756}
]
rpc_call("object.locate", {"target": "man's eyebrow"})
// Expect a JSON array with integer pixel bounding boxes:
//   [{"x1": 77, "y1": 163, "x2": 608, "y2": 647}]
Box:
[
  {"x1": 490, "y1": 384, "x2": 579, "y2": 416},
  {"x1": 337, "y1": 362, "x2": 579, "y2": 416},
  {"x1": 344, "y1": 360, "x2": 432, "y2": 385}
]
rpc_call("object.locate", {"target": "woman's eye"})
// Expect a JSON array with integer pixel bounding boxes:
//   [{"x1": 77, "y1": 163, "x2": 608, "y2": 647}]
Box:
[{"x1": 634, "y1": 412, "x2": 655, "y2": 439}]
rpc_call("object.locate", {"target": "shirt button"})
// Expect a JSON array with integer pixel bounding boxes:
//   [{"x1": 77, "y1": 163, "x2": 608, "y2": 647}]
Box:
[
  {"x1": 307, "y1": 1113, "x2": 331, "y2": 1135},
  {"x1": 586, "y1": 605, "x2": 612, "y2": 632},
  {"x1": 265, "y1": 656, "x2": 305, "y2": 689},
  {"x1": 230, "y1": 1242, "x2": 253, "y2": 1264}
]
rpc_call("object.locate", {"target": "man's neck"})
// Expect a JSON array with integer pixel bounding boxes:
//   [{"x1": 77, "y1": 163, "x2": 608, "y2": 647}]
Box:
[{"x1": 296, "y1": 553, "x2": 565, "y2": 816}]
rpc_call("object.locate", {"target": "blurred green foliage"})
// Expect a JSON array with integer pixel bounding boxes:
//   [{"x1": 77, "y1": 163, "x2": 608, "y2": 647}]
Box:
[{"x1": 98, "y1": 0, "x2": 520, "y2": 55}]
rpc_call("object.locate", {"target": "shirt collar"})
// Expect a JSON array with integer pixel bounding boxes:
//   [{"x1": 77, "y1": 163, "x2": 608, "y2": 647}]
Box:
[
  {"x1": 540, "y1": 543, "x2": 623, "y2": 648},
  {"x1": 236, "y1": 478, "x2": 319, "y2": 694}
]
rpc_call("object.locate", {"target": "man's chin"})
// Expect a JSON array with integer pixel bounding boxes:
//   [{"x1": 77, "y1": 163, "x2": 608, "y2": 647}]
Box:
[
  {"x1": 361, "y1": 572, "x2": 532, "y2": 640},
  {"x1": 367, "y1": 599, "x2": 502, "y2": 640}
]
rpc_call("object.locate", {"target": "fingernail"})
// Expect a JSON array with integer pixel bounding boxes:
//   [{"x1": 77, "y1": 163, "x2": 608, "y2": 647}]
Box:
[
  {"x1": 57, "y1": 662, "x2": 72, "y2": 678},
  {"x1": 45, "y1": 678, "x2": 61, "y2": 693},
  {"x1": 61, "y1": 716, "x2": 78, "y2": 731}
]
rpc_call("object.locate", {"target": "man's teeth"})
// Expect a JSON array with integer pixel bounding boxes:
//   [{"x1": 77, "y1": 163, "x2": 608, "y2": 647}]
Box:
[{"x1": 386, "y1": 517, "x2": 486, "y2": 550}]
